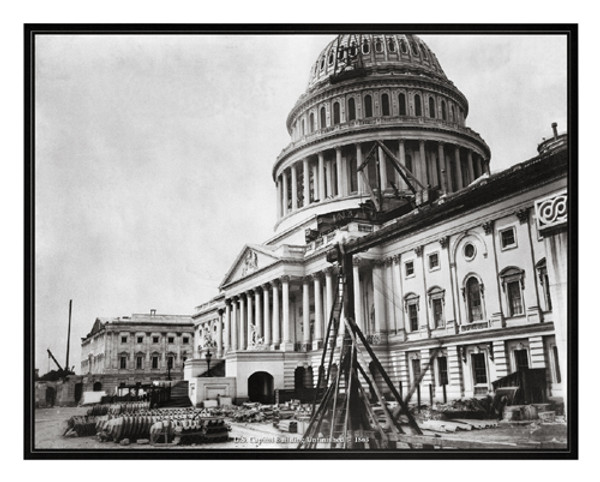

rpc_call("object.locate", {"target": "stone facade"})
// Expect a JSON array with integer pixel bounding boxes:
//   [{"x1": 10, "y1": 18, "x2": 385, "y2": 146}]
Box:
[
  {"x1": 190, "y1": 34, "x2": 568, "y2": 405},
  {"x1": 80, "y1": 311, "x2": 194, "y2": 394}
]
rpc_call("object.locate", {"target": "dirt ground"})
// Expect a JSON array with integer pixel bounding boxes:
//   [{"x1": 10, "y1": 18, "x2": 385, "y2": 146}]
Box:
[{"x1": 32, "y1": 406, "x2": 568, "y2": 451}]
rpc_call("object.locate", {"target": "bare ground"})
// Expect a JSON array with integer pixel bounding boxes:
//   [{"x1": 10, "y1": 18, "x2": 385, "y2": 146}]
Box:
[{"x1": 32, "y1": 406, "x2": 568, "y2": 451}]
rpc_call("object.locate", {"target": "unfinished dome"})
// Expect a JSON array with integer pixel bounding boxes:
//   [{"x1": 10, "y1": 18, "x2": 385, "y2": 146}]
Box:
[{"x1": 273, "y1": 33, "x2": 491, "y2": 235}]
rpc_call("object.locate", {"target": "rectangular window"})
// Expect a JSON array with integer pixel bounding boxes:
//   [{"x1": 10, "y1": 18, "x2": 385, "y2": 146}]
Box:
[
  {"x1": 183, "y1": 337, "x2": 189, "y2": 344},
  {"x1": 411, "y1": 358, "x2": 421, "y2": 383},
  {"x1": 500, "y1": 227, "x2": 516, "y2": 249},
  {"x1": 405, "y1": 261, "x2": 414, "y2": 277},
  {"x1": 552, "y1": 345, "x2": 562, "y2": 383},
  {"x1": 432, "y1": 298, "x2": 444, "y2": 328},
  {"x1": 136, "y1": 356, "x2": 143, "y2": 370},
  {"x1": 428, "y1": 253, "x2": 439, "y2": 270},
  {"x1": 542, "y1": 273, "x2": 553, "y2": 311},
  {"x1": 408, "y1": 303, "x2": 418, "y2": 332},
  {"x1": 167, "y1": 356, "x2": 174, "y2": 369},
  {"x1": 507, "y1": 280, "x2": 524, "y2": 316},
  {"x1": 152, "y1": 356, "x2": 159, "y2": 369},
  {"x1": 152, "y1": 336, "x2": 160, "y2": 344},
  {"x1": 514, "y1": 349, "x2": 529, "y2": 372},
  {"x1": 168, "y1": 336, "x2": 175, "y2": 344},
  {"x1": 437, "y1": 356, "x2": 448, "y2": 386},
  {"x1": 471, "y1": 353, "x2": 487, "y2": 384},
  {"x1": 120, "y1": 356, "x2": 127, "y2": 369},
  {"x1": 137, "y1": 336, "x2": 143, "y2": 344},
  {"x1": 121, "y1": 336, "x2": 128, "y2": 344}
]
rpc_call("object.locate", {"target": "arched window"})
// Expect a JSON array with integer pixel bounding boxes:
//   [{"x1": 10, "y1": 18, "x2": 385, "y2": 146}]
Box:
[
  {"x1": 465, "y1": 276, "x2": 484, "y2": 322},
  {"x1": 333, "y1": 101, "x2": 341, "y2": 124},
  {"x1": 404, "y1": 293, "x2": 420, "y2": 332},
  {"x1": 381, "y1": 93, "x2": 390, "y2": 116},
  {"x1": 441, "y1": 100, "x2": 447, "y2": 121},
  {"x1": 301, "y1": 119, "x2": 305, "y2": 136},
  {"x1": 421, "y1": 44, "x2": 429, "y2": 60},
  {"x1": 414, "y1": 94, "x2": 422, "y2": 116},
  {"x1": 536, "y1": 258, "x2": 552, "y2": 312},
  {"x1": 450, "y1": 104, "x2": 455, "y2": 122},
  {"x1": 429, "y1": 97, "x2": 436, "y2": 118},
  {"x1": 320, "y1": 106, "x2": 327, "y2": 129},
  {"x1": 411, "y1": 41, "x2": 419, "y2": 56},
  {"x1": 375, "y1": 38, "x2": 383, "y2": 53},
  {"x1": 328, "y1": 51, "x2": 334, "y2": 65},
  {"x1": 362, "y1": 40, "x2": 370, "y2": 54},
  {"x1": 320, "y1": 57, "x2": 325, "y2": 70},
  {"x1": 309, "y1": 112, "x2": 315, "y2": 133},
  {"x1": 347, "y1": 97, "x2": 356, "y2": 121},
  {"x1": 387, "y1": 37, "x2": 395, "y2": 52},
  {"x1": 398, "y1": 92, "x2": 407, "y2": 116},
  {"x1": 400, "y1": 39, "x2": 408, "y2": 54},
  {"x1": 364, "y1": 95, "x2": 373, "y2": 118}
]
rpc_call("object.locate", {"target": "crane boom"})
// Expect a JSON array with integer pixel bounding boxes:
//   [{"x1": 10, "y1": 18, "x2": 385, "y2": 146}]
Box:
[{"x1": 47, "y1": 348, "x2": 64, "y2": 372}]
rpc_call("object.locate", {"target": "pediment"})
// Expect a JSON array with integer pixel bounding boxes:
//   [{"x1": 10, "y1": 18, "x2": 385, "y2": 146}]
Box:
[{"x1": 220, "y1": 244, "x2": 280, "y2": 287}]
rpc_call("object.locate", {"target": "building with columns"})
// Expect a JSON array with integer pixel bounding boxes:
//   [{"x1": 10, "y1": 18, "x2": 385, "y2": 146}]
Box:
[{"x1": 190, "y1": 34, "x2": 568, "y2": 406}]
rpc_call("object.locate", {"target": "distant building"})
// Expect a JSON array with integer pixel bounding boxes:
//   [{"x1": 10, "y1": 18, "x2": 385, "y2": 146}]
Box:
[
  {"x1": 80, "y1": 310, "x2": 194, "y2": 394},
  {"x1": 190, "y1": 34, "x2": 568, "y2": 406}
]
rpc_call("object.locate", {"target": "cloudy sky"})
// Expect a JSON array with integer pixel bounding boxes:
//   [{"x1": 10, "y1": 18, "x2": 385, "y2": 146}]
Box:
[{"x1": 34, "y1": 32, "x2": 567, "y2": 373}]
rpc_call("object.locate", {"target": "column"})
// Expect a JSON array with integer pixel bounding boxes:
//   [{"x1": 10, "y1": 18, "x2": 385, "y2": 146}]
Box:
[
  {"x1": 356, "y1": 143, "x2": 366, "y2": 193},
  {"x1": 302, "y1": 277, "x2": 311, "y2": 347},
  {"x1": 324, "y1": 267, "x2": 334, "y2": 326},
  {"x1": 246, "y1": 291, "x2": 253, "y2": 347},
  {"x1": 438, "y1": 142, "x2": 448, "y2": 194},
  {"x1": 276, "y1": 177, "x2": 282, "y2": 219},
  {"x1": 312, "y1": 273, "x2": 323, "y2": 349},
  {"x1": 255, "y1": 289, "x2": 262, "y2": 339},
  {"x1": 335, "y1": 147, "x2": 344, "y2": 197},
  {"x1": 352, "y1": 257, "x2": 364, "y2": 331},
  {"x1": 312, "y1": 163, "x2": 318, "y2": 203},
  {"x1": 419, "y1": 140, "x2": 428, "y2": 187},
  {"x1": 291, "y1": 163, "x2": 298, "y2": 211},
  {"x1": 372, "y1": 260, "x2": 387, "y2": 335},
  {"x1": 385, "y1": 258, "x2": 396, "y2": 333},
  {"x1": 217, "y1": 308, "x2": 224, "y2": 357},
  {"x1": 455, "y1": 146, "x2": 463, "y2": 190},
  {"x1": 230, "y1": 298, "x2": 238, "y2": 351},
  {"x1": 392, "y1": 255, "x2": 405, "y2": 337},
  {"x1": 224, "y1": 302, "x2": 231, "y2": 353},
  {"x1": 303, "y1": 158, "x2": 310, "y2": 207},
  {"x1": 326, "y1": 158, "x2": 334, "y2": 198},
  {"x1": 272, "y1": 281, "x2": 280, "y2": 348},
  {"x1": 318, "y1": 152, "x2": 325, "y2": 201},
  {"x1": 398, "y1": 140, "x2": 407, "y2": 190},
  {"x1": 377, "y1": 144, "x2": 388, "y2": 191},
  {"x1": 420, "y1": 348, "x2": 434, "y2": 391},
  {"x1": 282, "y1": 170, "x2": 289, "y2": 216},
  {"x1": 263, "y1": 284, "x2": 271, "y2": 347},
  {"x1": 467, "y1": 150, "x2": 475, "y2": 184},
  {"x1": 281, "y1": 276, "x2": 292, "y2": 351},
  {"x1": 239, "y1": 295, "x2": 246, "y2": 350}
]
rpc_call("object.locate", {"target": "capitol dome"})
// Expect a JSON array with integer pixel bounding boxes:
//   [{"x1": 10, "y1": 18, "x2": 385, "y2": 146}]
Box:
[{"x1": 272, "y1": 33, "x2": 491, "y2": 235}]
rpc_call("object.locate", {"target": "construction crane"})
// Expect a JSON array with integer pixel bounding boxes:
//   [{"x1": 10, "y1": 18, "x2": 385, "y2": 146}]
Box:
[{"x1": 45, "y1": 348, "x2": 73, "y2": 380}]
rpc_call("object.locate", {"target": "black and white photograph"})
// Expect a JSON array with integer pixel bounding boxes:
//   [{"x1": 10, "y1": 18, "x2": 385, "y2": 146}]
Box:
[{"x1": 24, "y1": 23, "x2": 576, "y2": 459}]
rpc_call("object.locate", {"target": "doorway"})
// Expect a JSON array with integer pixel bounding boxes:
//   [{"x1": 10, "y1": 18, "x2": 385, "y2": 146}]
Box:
[{"x1": 247, "y1": 371, "x2": 274, "y2": 403}]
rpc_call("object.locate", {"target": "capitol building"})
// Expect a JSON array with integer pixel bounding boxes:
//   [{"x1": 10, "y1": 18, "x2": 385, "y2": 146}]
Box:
[{"x1": 186, "y1": 34, "x2": 568, "y2": 407}]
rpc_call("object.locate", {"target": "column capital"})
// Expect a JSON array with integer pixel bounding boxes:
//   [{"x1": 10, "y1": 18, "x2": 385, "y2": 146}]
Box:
[
  {"x1": 217, "y1": 308, "x2": 225, "y2": 316},
  {"x1": 414, "y1": 245, "x2": 423, "y2": 257},
  {"x1": 515, "y1": 207, "x2": 530, "y2": 224},
  {"x1": 439, "y1": 236, "x2": 450, "y2": 249},
  {"x1": 372, "y1": 258, "x2": 385, "y2": 267},
  {"x1": 261, "y1": 283, "x2": 271, "y2": 291},
  {"x1": 392, "y1": 254, "x2": 402, "y2": 263},
  {"x1": 482, "y1": 220, "x2": 494, "y2": 235},
  {"x1": 246, "y1": 289, "x2": 254, "y2": 296},
  {"x1": 352, "y1": 256, "x2": 362, "y2": 267},
  {"x1": 281, "y1": 275, "x2": 291, "y2": 283},
  {"x1": 310, "y1": 272, "x2": 323, "y2": 281},
  {"x1": 384, "y1": 257, "x2": 394, "y2": 266},
  {"x1": 323, "y1": 266, "x2": 336, "y2": 276},
  {"x1": 269, "y1": 279, "x2": 280, "y2": 288},
  {"x1": 302, "y1": 276, "x2": 311, "y2": 284}
]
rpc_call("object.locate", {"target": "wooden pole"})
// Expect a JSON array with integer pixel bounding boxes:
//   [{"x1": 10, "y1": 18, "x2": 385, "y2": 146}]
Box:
[{"x1": 65, "y1": 299, "x2": 72, "y2": 372}]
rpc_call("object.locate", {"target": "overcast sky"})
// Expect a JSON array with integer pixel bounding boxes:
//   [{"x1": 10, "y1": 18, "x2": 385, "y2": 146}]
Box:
[{"x1": 34, "y1": 33, "x2": 567, "y2": 373}]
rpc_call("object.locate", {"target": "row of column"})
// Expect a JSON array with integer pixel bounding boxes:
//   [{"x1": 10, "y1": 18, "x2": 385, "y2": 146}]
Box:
[
  {"x1": 218, "y1": 269, "x2": 339, "y2": 355},
  {"x1": 276, "y1": 140, "x2": 489, "y2": 219}
]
